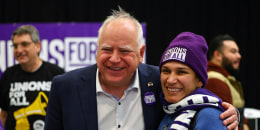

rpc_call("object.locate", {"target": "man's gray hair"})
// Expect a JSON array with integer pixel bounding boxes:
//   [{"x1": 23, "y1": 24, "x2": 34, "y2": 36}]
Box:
[
  {"x1": 11, "y1": 25, "x2": 40, "y2": 43},
  {"x1": 98, "y1": 7, "x2": 144, "y2": 48}
]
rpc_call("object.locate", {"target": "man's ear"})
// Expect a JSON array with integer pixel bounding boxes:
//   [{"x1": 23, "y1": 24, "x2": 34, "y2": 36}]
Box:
[
  {"x1": 36, "y1": 41, "x2": 41, "y2": 55},
  {"x1": 197, "y1": 80, "x2": 203, "y2": 88},
  {"x1": 139, "y1": 44, "x2": 145, "y2": 63},
  {"x1": 213, "y1": 50, "x2": 222, "y2": 61}
]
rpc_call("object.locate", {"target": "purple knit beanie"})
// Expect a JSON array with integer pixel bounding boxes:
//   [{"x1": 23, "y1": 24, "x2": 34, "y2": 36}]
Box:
[{"x1": 159, "y1": 32, "x2": 208, "y2": 88}]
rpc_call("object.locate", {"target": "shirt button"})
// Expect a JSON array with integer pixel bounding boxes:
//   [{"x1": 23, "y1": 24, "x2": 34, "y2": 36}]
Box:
[
  {"x1": 118, "y1": 102, "x2": 121, "y2": 105},
  {"x1": 118, "y1": 124, "x2": 121, "y2": 128}
]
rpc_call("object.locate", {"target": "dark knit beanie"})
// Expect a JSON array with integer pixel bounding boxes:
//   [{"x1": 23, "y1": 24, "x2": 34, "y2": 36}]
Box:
[{"x1": 159, "y1": 32, "x2": 208, "y2": 88}]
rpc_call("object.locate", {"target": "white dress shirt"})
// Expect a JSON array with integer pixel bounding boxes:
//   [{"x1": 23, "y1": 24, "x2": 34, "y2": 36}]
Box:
[{"x1": 96, "y1": 69, "x2": 144, "y2": 130}]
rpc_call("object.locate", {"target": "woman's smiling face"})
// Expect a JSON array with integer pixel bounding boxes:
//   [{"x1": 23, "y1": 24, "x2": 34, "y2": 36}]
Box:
[{"x1": 160, "y1": 61, "x2": 202, "y2": 103}]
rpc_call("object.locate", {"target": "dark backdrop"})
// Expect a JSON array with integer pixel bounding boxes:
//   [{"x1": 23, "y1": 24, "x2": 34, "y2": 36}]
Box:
[{"x1": 1, "y1": 0, "x2": 259, "y2": 109}]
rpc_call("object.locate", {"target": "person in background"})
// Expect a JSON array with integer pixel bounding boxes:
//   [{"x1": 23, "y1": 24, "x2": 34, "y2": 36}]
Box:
[
  {"x1": 158, "y1": 32, "x2": 227, "y2": 130},
  {"x1": 205, "y1": 34, "x2": 249, "y2": 130},
  {"x1": 0, "y1": 25, "x2": 65, "y2": 130},
  {"x1": 44, "y1": 8, "x2": 239, "y2": 130}
]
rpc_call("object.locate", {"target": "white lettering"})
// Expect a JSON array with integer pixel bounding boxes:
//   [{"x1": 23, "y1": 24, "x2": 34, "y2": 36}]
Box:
[
  {"x1": 65, "y1": 37, "x2": 97, "y2": 71},
  {"x1": 0, "y1": 40, "x2": 6, "y2": 72},
  {"x1": 145, "y1": 95, "x2": 155, "y2": 103},
  {"x1": 10, "y1": 81, "x2": 52, "y2": 92},
  {"x1": 49, "y1": 39, "x2": 64, "y2": 68},
  {"x1": 28, "y1": 81, "x2": 37, "y2": 91},
  {"x1": 40, "y1": 39, "x2": 49, "y2": 61},
  {"x1": 7, "y1": 40, "x2": 16, "y2": 65},
  {"x1": 0, "y1": 40, "x2": 17, "y2": 75},
  {"x1": 9, "y1": 91, "x2": 29, "y2": 106},
  {"x1": 1, "y1": 37, "x2": 100, "y2": 74},
  {"x1": 163, "y1": 47, "x2": 187, "y2": 62}
]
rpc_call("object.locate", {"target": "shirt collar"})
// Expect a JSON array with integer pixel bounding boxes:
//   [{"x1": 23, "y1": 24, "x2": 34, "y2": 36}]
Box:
[{"x1": 96, "y1": 68, "x2": 140, "y2": 94}]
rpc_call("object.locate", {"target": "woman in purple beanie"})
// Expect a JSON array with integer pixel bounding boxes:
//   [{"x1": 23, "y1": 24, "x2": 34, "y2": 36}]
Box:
[{"x1": 158, "y1": 32, "x2": 227, "y2": 130}]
